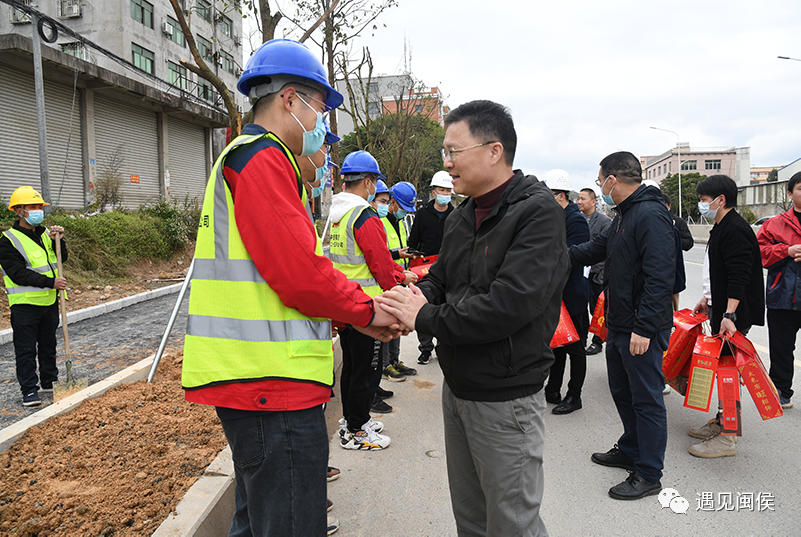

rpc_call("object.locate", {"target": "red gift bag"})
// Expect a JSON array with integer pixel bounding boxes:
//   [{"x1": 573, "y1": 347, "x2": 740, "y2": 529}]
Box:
[
  {"x1": 683, "y1": 335, "x2": 724, "y2": 412},
  {"x1": 550, "y1": 302, "x2": 579, "y2": 349},
  {"x1": 726, "y1": 331, "x2": 784, "y2": 420},
  {"x1": 409, "y1": 255, "x2": 437, "y2": 281},
  {"x1": 663, "y1": 309, "x2": 707, "y2": 381},
  {"x1": 588, "y1": 291, "x2": 606, "y2": 342}
]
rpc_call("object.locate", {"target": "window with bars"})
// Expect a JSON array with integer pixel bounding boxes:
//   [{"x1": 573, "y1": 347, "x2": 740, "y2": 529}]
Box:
[
  {"x1": 705, "y1": 160, "x2": 721, "y2": 171},
  {"x1": 130, "y1": 0, "x2": 154, "y2": 28},
  {"x1": 166, "y1": 17, "x2": 186, "y2": 47},
  {"x1": 219, "y1": 15, "x2": 233, "y2": 37},
  {"x1": 197, "y1": 35, "x2": 213, "y2": 61},
  {"x1": 220, "y1": 51, "x2": 234, "y2": 74},
  {"x1": 132, "y1": 43, "x2": 154, "y2": 74},
  {"x1": 168, "y1": 61, "x2": 188, "y2": 90},
  {"x1": 10, "y1": 0, "x2": 32, "y2": 23},
  {"x1": 198, "y1": 78, "x2": 214, "y2": 101},
  {"x1": 61, "y1": 42, "x2": 89, "y2": 61},
  {"x1": 197, "y1": 0, "x2": 211, "y2": 22}
]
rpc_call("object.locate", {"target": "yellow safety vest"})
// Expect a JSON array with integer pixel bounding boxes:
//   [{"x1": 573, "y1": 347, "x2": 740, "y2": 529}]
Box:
[
  {"x1": 182, "y1": 132, "x2": 333, "y2": 390},
  {"x1": 382, "y1": 217, "x2": 408, "y2": 269},
  {"x1": 328, "y1": 205, "x2": 383, "y2": 297},
  {"x1": 1, "y1": 227, "x2": 58, "y2": 306}
]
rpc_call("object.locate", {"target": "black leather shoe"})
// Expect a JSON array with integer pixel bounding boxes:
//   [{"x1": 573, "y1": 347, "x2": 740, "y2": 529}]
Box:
[
  {"x1": 608, "y1": 472, "x2": 661, "y2": 500},
  {"x1": 545, "y1": 391, "x2": 561, "y2": 404},
  {"x1": 370, "y1": 396, "x2": 393, "y2": 413},
  {"x1": 552, "y1": 394, "x2": 582, "y2": 415},
  {"x1": 591, "y1": 445, "x2": 637, "y2": 472},
  {"x1": 586, "y1": 342, "x2": 603, "y2": 355},
  {"x1": 376, "y1": 386, "x2": 394, "y2": 399}
]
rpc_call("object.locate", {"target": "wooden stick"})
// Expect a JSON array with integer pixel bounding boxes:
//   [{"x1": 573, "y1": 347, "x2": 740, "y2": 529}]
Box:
[{"x1": 54, "y1": 232, "x2": 73, "y2": 384}]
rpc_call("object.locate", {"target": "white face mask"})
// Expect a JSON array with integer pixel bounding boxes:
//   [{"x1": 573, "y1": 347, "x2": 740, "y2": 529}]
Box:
[{"x1": 698, "y1": 196, "x2": 721, "y2": 219}]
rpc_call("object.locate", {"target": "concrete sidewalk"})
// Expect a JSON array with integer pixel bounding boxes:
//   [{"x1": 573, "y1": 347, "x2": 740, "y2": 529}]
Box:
[{"x1": 326, "y1": 334, "x2": 800, "y2": 536}]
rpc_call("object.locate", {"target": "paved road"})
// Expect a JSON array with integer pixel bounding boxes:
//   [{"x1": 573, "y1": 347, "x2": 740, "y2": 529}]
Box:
[
  {"x1": 328, "y1": 244, "x2": 801, "y2": 536},
  {"x1": 0, "y1": 290, "x2": 188, "y2": 428}
]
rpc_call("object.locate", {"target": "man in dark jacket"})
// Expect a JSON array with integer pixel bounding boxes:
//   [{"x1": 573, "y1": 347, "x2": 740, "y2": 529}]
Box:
[
  {"x1": 664, "y1": 192, "x2": 693, "y2": 310},
  {"x1": 571, "y1": 151, "x2": 675, "y2": 501},
  {"x1": 0, "y1": 186, "x2": 67, "y2": 408},
  {"x1": 689, "y1": 174, "x2": 765, "y2": 458},
  {"x1": 377, "y1": 100, "x2": 568, "y2": 537},
  {"x1": 407, "y1": 170, "x2": 454, "y2": 364},
  {"x1": 578, "y1": 188, "x2": 611, "y2": 355},
  {"x1": 756, "y1": 171, "x2": 801, "y2": 410},
  {"x1": 543, "y1": 169, "x2": 591, "y2": 414}
]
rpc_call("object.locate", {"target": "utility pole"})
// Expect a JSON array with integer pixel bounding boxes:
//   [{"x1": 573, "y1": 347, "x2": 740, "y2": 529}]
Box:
[{"x1": 31, "y1": 13, "x2": 52, "y2": 210}]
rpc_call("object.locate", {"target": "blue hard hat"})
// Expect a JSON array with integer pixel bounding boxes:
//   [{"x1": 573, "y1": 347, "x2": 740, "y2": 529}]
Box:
[
  {"x1": 325, "y1": 119, "x2": 340, "y2": 145},
  {"x1": 375, "y1": 180, "x2": 389, "y2": 194},
  {"x1": 390, "y1": 182, "x2": 417, "y2": 212},
  {"x1": 341, "y1": 150, "x2": 384, "y2": 180},
  {"x1": 237, "y1": 39, "x2": 343, "y2": 110}
]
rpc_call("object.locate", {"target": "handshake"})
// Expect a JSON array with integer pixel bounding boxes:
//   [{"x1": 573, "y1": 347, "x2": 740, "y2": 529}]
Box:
[{"x1": 356, "y1": 284, "x2": 428, "y2": 342}]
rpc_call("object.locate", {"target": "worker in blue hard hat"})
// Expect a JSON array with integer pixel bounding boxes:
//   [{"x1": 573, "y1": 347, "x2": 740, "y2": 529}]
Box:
[{"x1": 181, "y1": 39, "x2": 401, "y2": 537}]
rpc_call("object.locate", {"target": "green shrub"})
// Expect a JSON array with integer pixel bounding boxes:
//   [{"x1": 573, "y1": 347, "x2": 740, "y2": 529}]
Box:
[
  {"x1": 740, "y1": 207, "x2": 757, "y2": 225},
  {"x1": 140, "y1": 196, "x2": 200, "y2": 250}
]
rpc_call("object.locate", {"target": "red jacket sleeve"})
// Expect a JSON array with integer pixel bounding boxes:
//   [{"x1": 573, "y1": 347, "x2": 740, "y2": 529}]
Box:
[
  {"x1": 757, "y1": 216, "x2": 791, "y2": 268},
  {"x1": 354, "y1": 215, "x2": 405, "y2": 290},
  {"x1": 224, "y1": 146, "x2": 374, "y2": 327}
]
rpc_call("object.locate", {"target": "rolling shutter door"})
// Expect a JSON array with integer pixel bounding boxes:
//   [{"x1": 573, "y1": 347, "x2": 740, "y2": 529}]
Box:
[
  {"x1": 93, "y1": 94, "x2": 160, "y2": 208},
  {"x1": 0, "y1": 65, "x2": 84, "y2": 209},
  {"x1": 168, "y1": 118, "x2": 207, "y2": 202}
]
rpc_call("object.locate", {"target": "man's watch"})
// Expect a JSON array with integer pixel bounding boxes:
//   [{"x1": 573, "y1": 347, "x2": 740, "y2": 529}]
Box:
[{"x1": 722, "y1": 312, "x2": 737, "y2": 322}]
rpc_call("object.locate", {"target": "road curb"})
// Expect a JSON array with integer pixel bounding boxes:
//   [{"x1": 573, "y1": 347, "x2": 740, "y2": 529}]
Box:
[{"x1": 0, "y1": 283, "x2": 183, "y2": 346}]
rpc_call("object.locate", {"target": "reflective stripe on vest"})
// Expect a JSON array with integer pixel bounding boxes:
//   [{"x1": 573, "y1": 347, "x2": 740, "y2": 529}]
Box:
[
  {"x1": 328, "y1": 205, "x2": 382, "y2": 297},
  {"x1": 182, "y1": 132, "x2": 333, "y2": 390},
  {"x1": 382, "y1": 217, "x2": 408, "y2": 269},
  {"x1": 2, "y1": 228, "x2": 58, "y2": 306}
]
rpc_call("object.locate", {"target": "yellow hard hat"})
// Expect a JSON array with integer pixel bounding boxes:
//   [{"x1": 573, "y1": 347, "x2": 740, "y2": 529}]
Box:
[{"x1": 8, "y1": 186, "x2": 49, "y2": 210}]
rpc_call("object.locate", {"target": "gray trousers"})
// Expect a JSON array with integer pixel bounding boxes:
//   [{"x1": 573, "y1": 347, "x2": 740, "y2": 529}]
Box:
[{"x1": 442, "y1": 383, "x2": 548, "y2": 537}]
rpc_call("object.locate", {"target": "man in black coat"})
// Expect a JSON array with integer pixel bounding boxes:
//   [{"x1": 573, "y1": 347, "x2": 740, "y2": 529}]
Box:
[
  {"x1": 543, "y1": 169, "x2": 590, "y2": 415},
  {"x1": 663, "y1": 192, "x2": 694, "y2": 310},
  {"x1": 407, "y1": 170, "x2": 454, "y2": 364},
  {"x1": 689, "y1": 174, "x2": 765, "y2": 458},
  {"x1": 571, "y1": 152, "x2": 675, "y2": 501}
]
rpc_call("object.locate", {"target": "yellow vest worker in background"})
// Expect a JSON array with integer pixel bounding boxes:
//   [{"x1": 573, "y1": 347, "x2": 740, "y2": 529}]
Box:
[
  {"x1": 0, "y1": 186, "x2": 67, "y2": 408},
  {"x1": 180, "y1": 40, "x2": 399, "y2": 537}
]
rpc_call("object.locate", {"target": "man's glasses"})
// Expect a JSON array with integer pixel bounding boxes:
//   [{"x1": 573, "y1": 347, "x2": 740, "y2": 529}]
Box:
[
  {"x1": 441, "y1": 141, "x2": 498, "y2": 162},
  {"x1": 297, "y1": 91, "x2": 330, "y2": 122}
]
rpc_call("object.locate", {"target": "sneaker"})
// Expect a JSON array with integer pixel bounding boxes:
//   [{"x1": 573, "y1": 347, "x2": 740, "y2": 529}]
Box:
[
  {"x1": 376, "y1": 386, "x2": 394, "y2": 399},
  {"x1": 382, "y1": 365, "x2": 406, "y2": 382},
  {"x1": 585, "y1": 342, "x2": 602, "y2": 355},
  {"x1": 780, "y1": 397, "x2": 793, "y2": 409},
  {"x1": 22, "y1": 391, "x2": 41, "y2": 407},
  {"x1": 662, "y1": 384, "x2": 671, "y2": 395},
  {"x1": 688, "y1": 418, "x2": 720, "y2": 440},
  {"x1": 340, "y1": 425, "x2": 391, "y2": 450},
  {"x1": 327, "y1": 516, "x2": 339, "y2": 535},
  {"x1": 395, "y1": 361, "x2": 417, "y2": 376},
  {"x1": 689, "y1": 434, "x2": 737, "y2": 458},
  {"x1": 326, "y1": 466, "x2": 340, "y2": 482},
  {"x1": 371, "y1": 396, "x2": 393, "y2": 413},
  {"x1": 40, "y1": 384, "x2": 54, "y2": 393},
  {"x1": 327, "y1": 498, "x2": 334, "y2": 512},
  {"x1": 417, "y1": 352, "x2": 431, "y2": 365},
  {"x1": 338, "y1": 417, "x2": 383, "y2": 437}
]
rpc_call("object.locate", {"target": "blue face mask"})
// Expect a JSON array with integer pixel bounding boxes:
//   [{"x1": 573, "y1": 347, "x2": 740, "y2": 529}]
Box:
[
  {"x1": 600, "y1": 176, "x2": 616, "y2": 206},
  {"x1": 436, "y1": 194, "x2": 451, "y2": 206},
  {"x1": 307, "y1": 156, "x2": 328, "y2": 198},
  {"x1": 394, "y1": 208, "x2": 408, "y2": 220},
  {"x1": 24, "y1": 209, "x2": 44, "y2": 226},
  {"x1": 291, "y1": 95, "x2": 326, "y2": 156},
  {"x1": 698, "y1": 196, "x2": 720, "y2": 220},
  {"x1": 376, "y1": 203, "x2": 389, "y2": 218}
]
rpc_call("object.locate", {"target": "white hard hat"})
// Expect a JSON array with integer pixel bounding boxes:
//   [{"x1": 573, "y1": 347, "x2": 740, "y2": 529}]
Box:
[
  {"x1": 430, "y1": 171, "x2": 453, "y2": 189},
  {"x1": 543, "y1": 169, "x2": 572, "y2": 192}
]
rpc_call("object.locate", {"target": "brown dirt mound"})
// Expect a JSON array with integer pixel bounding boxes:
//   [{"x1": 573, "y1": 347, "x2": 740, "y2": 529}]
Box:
[{"x1": 0, "y1": 350, "x2": 227, "y2": 536}]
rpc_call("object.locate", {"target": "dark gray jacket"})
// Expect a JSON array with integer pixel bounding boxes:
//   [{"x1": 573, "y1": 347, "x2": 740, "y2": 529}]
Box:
[
  {"x1": 585, "y1": 209, "x2": 612, "y2": 285},
  {"x1": 415, "y1": 170, "x2": 569, "y2": 402}
]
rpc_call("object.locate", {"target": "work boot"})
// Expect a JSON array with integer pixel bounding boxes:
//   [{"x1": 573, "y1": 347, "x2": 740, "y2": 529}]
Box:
[
  {"x1": 688, "y1": 418, "x2": 720, "y2": 440},
  {"x1": 688, "y1": 434, "x2": 737, "y2": 458}
]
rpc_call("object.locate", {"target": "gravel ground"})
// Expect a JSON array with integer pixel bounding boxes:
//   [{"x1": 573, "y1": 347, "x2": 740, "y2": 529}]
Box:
[{"x1": 0, "y1": 291, "x2": 189, "y2": 429}]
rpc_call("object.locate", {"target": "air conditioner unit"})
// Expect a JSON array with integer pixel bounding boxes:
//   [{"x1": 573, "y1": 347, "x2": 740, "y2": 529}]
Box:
[
  {"x1": 233, "y1": 36, "x2": 241, "y2": 47},
  {"x1": 234, "y1": 68, "x2": 242, "y2": 77},
  {"x1": 66, "y1": 4, "x2": 81, "y2": 18},
  {"x1": 163, "y1": 22, "x2": 174, "y2": 36},
  {"x1": 10, "y1": 9, "x2": 31, "y2": 24}
]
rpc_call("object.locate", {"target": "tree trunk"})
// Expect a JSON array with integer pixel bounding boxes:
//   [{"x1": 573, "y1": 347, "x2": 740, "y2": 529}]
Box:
[{"x1": 260, "y1": 0, "x2": 282, "y2": 42}]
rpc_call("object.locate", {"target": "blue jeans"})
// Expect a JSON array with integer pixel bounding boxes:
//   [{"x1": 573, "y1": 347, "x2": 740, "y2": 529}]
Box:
[
  {"x1": 11, "y1": 302, "x2": 60, "y2": 394},
  {"x1": 220, "y1": 406, "x2": 328, "y2": 536},
  {"x1": 605, "y1": 328, "x2": 670, "y2": 483}
]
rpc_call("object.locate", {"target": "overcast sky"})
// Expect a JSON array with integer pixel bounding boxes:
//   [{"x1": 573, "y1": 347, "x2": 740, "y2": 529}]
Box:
[{"x1": 249, "y1": 0, "x2": 801, "y2": 193}]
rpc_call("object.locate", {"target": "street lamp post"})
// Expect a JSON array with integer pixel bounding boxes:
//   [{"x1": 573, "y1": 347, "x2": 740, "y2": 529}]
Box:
[
  {"x1": 651, "y1": 126, "x2": 682, "y2": 218},
  {"x1": 778, "y1": 56, "x2": 801, "y2": 62}
]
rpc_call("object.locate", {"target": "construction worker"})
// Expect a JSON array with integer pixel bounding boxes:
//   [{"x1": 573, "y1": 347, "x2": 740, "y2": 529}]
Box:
[
  {"x1": 0, "y1": 186, "x2": 67, "y2": 408},
  {"x1": 329, "y1": 150, "x2": 412, "y2": 451},
  {"x1": 542, "y1": 169, "x2": 591, "y2": 415},
  {"x1": 380, "y1": 181, "x2": 419, "y2": 383},
  {"x1": 180, "y1": 39, "x2": 399, "y2": 536},
  {"x1": 408, "y1": 170, "x2": 454, "y2": 364}
]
